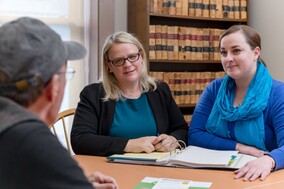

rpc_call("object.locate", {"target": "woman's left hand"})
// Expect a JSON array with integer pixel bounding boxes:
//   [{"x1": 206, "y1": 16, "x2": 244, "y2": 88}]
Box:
[
  {"x1": 234, "y1": 155, "x2": 275, "y2": 181},
  {"x1": 152, "y1": 134, "x2": 178, "y2": 152}
]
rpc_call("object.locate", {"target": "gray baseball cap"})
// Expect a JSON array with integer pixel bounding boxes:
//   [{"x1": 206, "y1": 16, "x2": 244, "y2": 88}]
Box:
[{"x1": 0, "y1": 17, "x2": 86, "y2": 91}]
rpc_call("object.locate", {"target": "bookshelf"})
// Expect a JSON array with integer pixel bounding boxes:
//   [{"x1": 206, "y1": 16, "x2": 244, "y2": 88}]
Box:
[{"x1": 127, "y1": 0, "x2": 248, "y2": 123}]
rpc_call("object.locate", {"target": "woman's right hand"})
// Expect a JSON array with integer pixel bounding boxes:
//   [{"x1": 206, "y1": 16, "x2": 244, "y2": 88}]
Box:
[
  {"x1": 124, "y1": 136, "x2": 158, "y2": 153},
  {"x1": 236, "y1": 143, "x2": 265, "y2": 157}
]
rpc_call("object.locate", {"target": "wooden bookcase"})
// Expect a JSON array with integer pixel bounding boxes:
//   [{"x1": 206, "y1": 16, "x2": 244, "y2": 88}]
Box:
[{"x1": 127, "y1": 0, "x2": 248, "y2": 123}]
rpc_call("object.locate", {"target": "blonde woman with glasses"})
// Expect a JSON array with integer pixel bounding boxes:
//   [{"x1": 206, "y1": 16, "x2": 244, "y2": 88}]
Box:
[{"x1": 71, "y1": 31, "x2": 188, "y2": 156}]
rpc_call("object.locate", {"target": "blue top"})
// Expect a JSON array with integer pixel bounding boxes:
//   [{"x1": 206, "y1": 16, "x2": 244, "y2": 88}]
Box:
[
  {"x1": 188, "y1": 78, "x2": 284, "y2": 170},
  {"x1": 109, "y1": 93, "x2": 157, "y2": 139}
]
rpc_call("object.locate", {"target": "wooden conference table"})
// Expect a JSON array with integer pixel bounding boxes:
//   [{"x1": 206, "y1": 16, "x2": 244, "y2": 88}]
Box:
[{"x1": 74, "y1": 155, "x2": 284, "y2": 189}]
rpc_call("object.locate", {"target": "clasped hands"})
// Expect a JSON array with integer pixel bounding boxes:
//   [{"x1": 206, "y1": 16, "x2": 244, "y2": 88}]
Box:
[
  {"x1": 234, "y1": 143, "x2": 275, "y2": 182},
  {"x1": 124, "y1": 134, "x2": 178, "y2": 153}
]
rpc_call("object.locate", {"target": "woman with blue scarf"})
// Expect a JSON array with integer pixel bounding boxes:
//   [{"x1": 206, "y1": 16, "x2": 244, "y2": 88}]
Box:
[{"x1": 188, "y1": 25, "x2": 284, "y2": 181}]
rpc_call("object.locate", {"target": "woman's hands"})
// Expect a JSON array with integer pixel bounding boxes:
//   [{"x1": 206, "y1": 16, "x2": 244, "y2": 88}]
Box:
[
  {"x1": 153, "y1": 134, "x2": 178, "y2": 152},
  {"x1": 88, "y1": 171, "x2": 118, "y2": 189},
  {"x1": 235, "y1": 143, "x2": 275, "y2": 181},
  {"x1": 234, "y1": 155, "x2": 275, "y2": 181},
  {"x1": 124, "y1": 136, "x2": 157, "y2": 153},
  {"x1": 124, "y1": 134, "x2": 178, "y2": 153}
]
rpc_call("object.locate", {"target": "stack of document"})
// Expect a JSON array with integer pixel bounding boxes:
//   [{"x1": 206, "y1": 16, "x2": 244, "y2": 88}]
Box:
[{"x1": 107, "y1": 145, "x2": 257, "y2": 169}]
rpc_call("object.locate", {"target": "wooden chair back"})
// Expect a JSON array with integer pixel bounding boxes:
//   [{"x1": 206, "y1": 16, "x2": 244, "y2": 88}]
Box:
[{"x1": 49, "y1": 108, "x2": 76, "y2": 154}]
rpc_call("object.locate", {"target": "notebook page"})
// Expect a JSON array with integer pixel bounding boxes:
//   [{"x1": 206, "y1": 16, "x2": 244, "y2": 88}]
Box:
[{"x1": 170, "y1": 146, "x2": 239, "y2": 167}]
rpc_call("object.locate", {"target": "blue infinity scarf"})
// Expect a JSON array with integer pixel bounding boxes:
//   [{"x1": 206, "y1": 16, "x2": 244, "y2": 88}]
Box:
[{"x1": 206, "y1": 61, "x2": 272, "y2": 150}]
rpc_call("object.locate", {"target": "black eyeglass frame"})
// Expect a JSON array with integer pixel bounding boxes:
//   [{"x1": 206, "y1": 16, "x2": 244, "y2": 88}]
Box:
[{"x1": 108, "y1": 52, "x2": 141, "y2": 67}]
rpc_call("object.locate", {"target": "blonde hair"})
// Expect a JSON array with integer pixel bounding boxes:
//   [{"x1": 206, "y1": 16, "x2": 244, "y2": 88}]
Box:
[{"x1": 100, "y1": 31, "x2": 157, "y2": 101}]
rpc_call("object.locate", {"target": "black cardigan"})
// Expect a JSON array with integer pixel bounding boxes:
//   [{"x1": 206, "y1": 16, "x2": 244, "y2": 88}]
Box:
[{"x1": 71, "y1": 82, "x2": 188, "y2": 156}]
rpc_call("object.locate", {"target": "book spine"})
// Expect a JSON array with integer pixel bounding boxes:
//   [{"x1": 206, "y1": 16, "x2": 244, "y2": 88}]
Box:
[
  {"x1": 189, "y1": 72, "x2": 196, "y2": 104},
  {"x1": 170, "y1": 73, "x2": 178, "y2": 103},
  {"x1": 228, "y1": 0, "x2": 234, "y2": 19},
  {"x1": 157, "y1": 0, "x2": 163, "y2": 14},
  {"x1": 240, "y1": 0, "x2": 247, "y2": 19},
  {"x1": 149, "y1": 25, "x2": 156, "y2": 60},
  {"x1": 161, "y1": 25, "x2": 168, "y2": 59},
  {"x1": 203, "y1": 28, "x2": 210, "y2": 60},
  {"x1": 173, "y1": 26, "x2": 179, "y2": 60},
  {"x1": 190, "y1": 28, "x2": 198, "y2": 60},
  {"x1": 182, "y1": 73, "x2": 190, "y2": 104},
  {"x1": 176, "y1": 0, "x2": 182, "y2": 15},
  {"x1": 209, "y1": 0, "x2": 216, "y2": 18},
  {"x1": 154, "y1": 0, "x2": 159, "y2": 13},
  {"x1": 178, "y1": 27, "x2": 186, "y2": 60},
  {"x1": 175, "y1": 72, "x2": 182, "y2": 104},
  {"x1": 150, "y1": 0, "x2": 155, "y2": 13},
  {"x1": 195, "y1": 72, "x2": 202, "y2": 103},
  {"x1": 155, "y1": 25, "x2": 163, "y2": 60},
  {"x1": 185, "y1": 27, "x2": 192, "y2": 60},
  {"x1": 184, "y1": 73, "x2": 191, "y2": 104},
  {"x1": 202, "y1": 0, "x2": 210, "y2": 18},
  {"x1": 214, "y1": 29, "x2": 224, "y2": 61},
  {"x1": 188, "y1": 0, "x2": 195, "y2": 16},
  {"x1": 216, "y1": 71, "x2": 226, "y2": 78},
  {"x1": 209, "y1": 28, "x2": 215, "y2": 60},
  {"x1": 182, "y1": 0, "x2": 189, "y2": 16},
  {"x1": 150, "y1": 71, "x2": 164, "y2": 82},
  {"x1": 204, "y1": 71, "x2": 213, "y2": 90},
  {"x1": 167, "y1": 26, "x2": 174, "y2": 60},
  {"x1": 222, "y1": 0, "x2": 229, "y2": 18},
  {"x1": 162, "y1": 0, "x2": 169, "y2": 14},
  {"x1": 196, "y1": 28, "x2": 204, "y2": 60},
  {"x1": 169, "y1": 0, "x2": 177, "y2": 15},
  {"x1": 234, "y1": 0, "x2": 240, "y2": 19},
  {"x1": 215, "y1": 0, "x2": 223, "y2": 18},
  {"x1": 195, "y1": 0, "x2": 203, "y2": 17}
]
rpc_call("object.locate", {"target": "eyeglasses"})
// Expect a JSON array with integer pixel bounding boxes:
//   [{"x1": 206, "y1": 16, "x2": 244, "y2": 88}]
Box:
[
  {"x1": 57, "y1": 67, "x2": 75, "y2": 80},
  {"x1": 108, "y1": 53, "x2": 140, "y2": 67}
]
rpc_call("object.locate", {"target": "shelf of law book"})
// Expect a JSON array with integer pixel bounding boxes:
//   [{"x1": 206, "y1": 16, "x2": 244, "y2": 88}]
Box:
[
  {"x1": 150, "y1": 0, "x2": 247, "y2": 20},
  {"x1": 150, "y1": 71, "x2": 226, "y2": 105},
  {"x1": 149, "y1": 26, "x2": 226, "y2": 62}
]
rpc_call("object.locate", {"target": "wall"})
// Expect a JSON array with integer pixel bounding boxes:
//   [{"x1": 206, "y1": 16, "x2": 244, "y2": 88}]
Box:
[
  {"x1": 115, "y1": 0, "x2": 127, "y2": 32},
  {"x1": 88, "y1": 0, "x2": 127, "y2": 84},
  {"x1": 249, "y1": 0, "x2": 284, "y2": 81}
]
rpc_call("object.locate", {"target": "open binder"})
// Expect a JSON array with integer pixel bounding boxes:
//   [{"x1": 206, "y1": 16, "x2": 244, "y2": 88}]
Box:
[{"x1": 107, "y1": 143, "x2": 257, "y2": 169}]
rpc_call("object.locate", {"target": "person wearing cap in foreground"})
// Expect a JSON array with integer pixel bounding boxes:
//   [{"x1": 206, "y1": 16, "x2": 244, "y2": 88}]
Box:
[{"x1": 0, "y1": 17, "x2": 118, "y2": 189}]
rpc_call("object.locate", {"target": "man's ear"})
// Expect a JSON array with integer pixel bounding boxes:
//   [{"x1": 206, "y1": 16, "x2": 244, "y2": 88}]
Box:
[{"x1": 45, "y1": 74, "x2": 60, "y2": 103}]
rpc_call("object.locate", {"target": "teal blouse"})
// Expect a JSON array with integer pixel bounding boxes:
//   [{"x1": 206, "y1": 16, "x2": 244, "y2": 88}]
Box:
[{"x1": 109, "y1": 93, "x2": 157, "y2": 139}]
